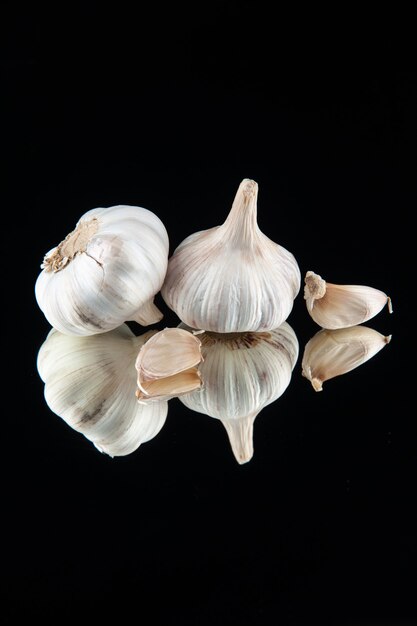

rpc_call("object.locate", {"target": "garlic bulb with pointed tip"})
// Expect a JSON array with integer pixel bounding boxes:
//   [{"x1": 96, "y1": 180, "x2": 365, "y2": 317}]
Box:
[
  {"x1": 37, "y1": 324, "x2": 168, "y2": 456},
  {"x1": 301, "y1": 325, "x2": 392, "y2": 391},
  {"x1": 178, "y1": 322, "x2": 299, "y2": 464},
  {"x1": 304, "y1": 271, "x2": 392, "y2": 329},
  {"x1": 161, "y1": 179, "x2": 301, "y2": 332},
  {"x1": 35, "y1": 205, "x2": 169, "y2": 335}
]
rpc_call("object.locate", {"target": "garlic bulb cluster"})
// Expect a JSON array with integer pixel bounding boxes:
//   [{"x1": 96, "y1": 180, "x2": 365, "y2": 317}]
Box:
[
  {"x1": 302, "y1": 325, "x2": 391, "y2": 391},
  {"x1": 36, "y1": 205, "x2": 169, "y2": 335},
  {"x1": 37, "y1": 324, "x2": 168, "y2": 456},
  {"x1": 161, "y1": 179, "x2": 301, "y2": 332},
  {"x1": 135, "y1": 327, "x2": 203, "y2": 401},
  {"x1": 35, "y1": 179, "x2": 395, "y2": 464},
  {"x1": 178, "y1": 322, "x2": 299, "y2": 464},
  {"x1": 304, "y1": 271, "x2": 392, "y2": 329}
]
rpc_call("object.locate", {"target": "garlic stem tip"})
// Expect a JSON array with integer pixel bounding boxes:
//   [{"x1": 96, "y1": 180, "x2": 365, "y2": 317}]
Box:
[
  {"x1": 241, "y1": 178, "x2": 258, "y2": 196},
  {"x1": 311, "y1": 377, "x2": 323, "y2": 392},
  {"x1": 387, "y1": 297, "x2": 393, "y2": 313},
  {"x1": 385, "y1": 334, "x2": 392, "y2": 344}
]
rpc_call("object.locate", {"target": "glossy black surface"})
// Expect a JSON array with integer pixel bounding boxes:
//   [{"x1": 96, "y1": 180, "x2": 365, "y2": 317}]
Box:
[{"x1": 6, "y1": 4, "x2": 416, "y2": 624}]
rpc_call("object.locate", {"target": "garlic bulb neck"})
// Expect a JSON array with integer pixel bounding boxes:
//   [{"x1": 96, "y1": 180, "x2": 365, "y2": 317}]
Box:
[
  {"x1": 221, "y1": 414, "x2": 256, "y2": 465},
  {"x1": 129, "y1": 298, "x2": 164, "y2": 326},
  {"x1": 220, "y1": 178, "x2": 260, "y2": 247},
  {"x1": 42, "y1": 218, "x2": 99, "y2": 273}
]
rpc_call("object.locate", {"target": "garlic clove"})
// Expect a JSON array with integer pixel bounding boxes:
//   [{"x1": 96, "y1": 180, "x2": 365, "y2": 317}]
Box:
[
  {"x1": 37, "y1": 324, "x2": 168, "y2": 456},
  {"x1": 178, "y1": 322, "x2": 299, "y2": 463},
  {"x1": 304, "y1": 271, "x2": 392, "y2": 329},
  {"x1": 221, "y1": 413, "x2": 257, "y2": 465},
  {"x1": 161, "y1": 179, "x2": 301, "y2": 332},
  {"x1": 135, "y1": 327, "x2": 203, "y2": 401},
  {"x1": 301, "y1": 325, "x2": 392, "y2": 391},
  {"x1": 35, "y1": 205, "x2": 169, "y2": 336}
]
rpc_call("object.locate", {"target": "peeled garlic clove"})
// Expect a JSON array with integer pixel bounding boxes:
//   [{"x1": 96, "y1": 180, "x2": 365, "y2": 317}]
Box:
[
  {"x1": 135, "y1": 327, "x2": 203, "y2": 401},
  {"x1": 301, "y1": 325, "x2": 392, "y2": 391},
  {"x1": 37, "y1": 324, "x2": 168, "y2": 456},
  {"x1": 179, "y1": 322, "x2": 299, "y2": 464},
  {"x1": 161, "y1": 179, "x2": 301, "y2": 332},
  {"x1": 35, "y1": 205, "x2": 169, "y2": 335},
  {"x1": 304, "y1": 271, "x2": 392, "y2": 329}
]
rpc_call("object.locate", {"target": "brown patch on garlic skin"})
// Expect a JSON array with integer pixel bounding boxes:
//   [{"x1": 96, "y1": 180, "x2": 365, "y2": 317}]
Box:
[
  {"x1": 42, "y1": 218, "x2": 99, "y2": 272},
  {"x1": 201, "y1": 331, "x2": 272, "y2": 350}
]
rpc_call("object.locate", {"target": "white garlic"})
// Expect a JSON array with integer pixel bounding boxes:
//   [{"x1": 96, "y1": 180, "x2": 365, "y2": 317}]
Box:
[
  {"x1": 135, "y1": 327, "x2": 203, "y2": 401},
  {"x1": 35, "y1": 205, "x2": 169, "y2": 335},
  {"x1": 301, "y1": 325, "x2": 392, "y2": 391},
  {"x1": 304, "y1": 271, "x2": 392, "y2": 329},
  {"x1": 37, "y1": 324, "x2": 168, "y2": 456},
  {"x1": 178, "y1": 322, "x2": 299, "y2": 464},
  {"x1": 161, "y1": 179, "x2": 301, "y2": 332}
]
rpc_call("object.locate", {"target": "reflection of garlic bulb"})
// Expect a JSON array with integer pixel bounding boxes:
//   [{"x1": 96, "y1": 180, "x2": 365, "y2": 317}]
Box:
[
  {"x1": 161, "y1": 179, "x2": 301, "y2": 332},
  {"x1": 37, "y1": 324, "x2": 168, "y2": 456},
  {"x1": 302, "y1": 325, "x2": 392, "y2": 391},
  {"x1": 304, "y1": 271, "x2": 392, "y2": 329},
  {"x1": 35, "y1": 205, "x2": 169, "y2": 336},
  {"x1": 179, "y1": 322, "x2": 299, "y2": 464}
]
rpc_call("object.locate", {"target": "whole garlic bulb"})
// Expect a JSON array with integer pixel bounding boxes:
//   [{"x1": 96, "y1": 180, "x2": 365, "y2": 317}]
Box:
[
  {"x1": 37, "y1": 324, "x2": 168, "y2": 457},
  {"x1": 161, "y1": 179, "x2": 301, "y2": 332},
  {"x1": 35, "y1": 205, "x2": 169, "y2": 335},
  {"x1": 179, "y1": 322, "x2": 299, "y2": 464}
]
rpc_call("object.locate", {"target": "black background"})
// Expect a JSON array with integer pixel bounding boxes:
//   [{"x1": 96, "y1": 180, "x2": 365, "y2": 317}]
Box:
[{"x1": 4, "y1": 3, "x2": 416, "y2": 625}]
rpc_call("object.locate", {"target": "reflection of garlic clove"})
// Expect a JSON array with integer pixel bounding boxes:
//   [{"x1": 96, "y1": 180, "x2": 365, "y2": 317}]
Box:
[
  {"x1": 37, "y1": 324, "x2": 168, "y2": 456},
  {"x1": 179, "y1": 323, "x2": 299, "y2": 464},
  {"x1": 304, "y1": 271, "x2": 392, "y2": 329},
  {"x1": 161, "y1": 179, "x2": 301, "y2": 332},
  {"x1": 135, "y1": 327, "x2": 203, "y2": 401},
  {"x1": 35, "y1": 205, "x2": 169, "y2": 336},
  {"x1": 301, "y1": 325, "x2": 392, "y2": 391}
]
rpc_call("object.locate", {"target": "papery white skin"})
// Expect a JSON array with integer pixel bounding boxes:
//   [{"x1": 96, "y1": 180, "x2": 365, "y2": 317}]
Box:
[
  {"x1": 301, "y1": 325, "x2": 392, "y2": 391},
  {"x1": 179, "y1": 322, "x2": 299, "y2": 464},
  {"x1": 161, "y1": 179, "x2": 301, "y2": 332},
  {"x1": 37, "y1": 324, "x2": 168, "y2": 457},
  {"x1": 304, "y1": 271, "x2": 392, "y2": 329},
  {"x1": 35, "y1": 205, "x2": 169, "y2": 336}
]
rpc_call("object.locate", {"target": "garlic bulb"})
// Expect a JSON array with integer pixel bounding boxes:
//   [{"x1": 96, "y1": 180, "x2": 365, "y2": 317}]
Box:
[
  {"x1": 37, "y1": 324, "x2": 168, "y2": 456},
  {"x1": 161, "y1": 179, "x2": 301, "y2": 332},
  {"x1": 135, "y1": 327, "x2": 203, "y2": 401},
  {"x1": 179, "y1": 322, "x2": 299, "y2": 464},
  {"x1": 304, "y1": 271, "x2": 392, "y2": 329},
  {"x1": 301, "y1": 325, "x2": 392, "y2": 391},
  {"x1": 35, "y1": 205, "x2": 169, "y2": 335}
]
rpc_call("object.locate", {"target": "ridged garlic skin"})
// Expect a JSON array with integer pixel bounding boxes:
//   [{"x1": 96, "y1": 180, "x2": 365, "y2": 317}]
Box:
[
  {"x1": 35, "y1": 205, "x2": 169, "y2": 336},
  {"x1": 161, "y1": 179, "x2": 301, "y2": 332},
  {"x1": 301, "y1": 325, "x2": 392, "y2": 391},
  {"x1": 37, "y1": 324, "x2": 168, "y2": 457},
  {"x1": 179, "y1": 322, "x2": 299, "y2": 463}
]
